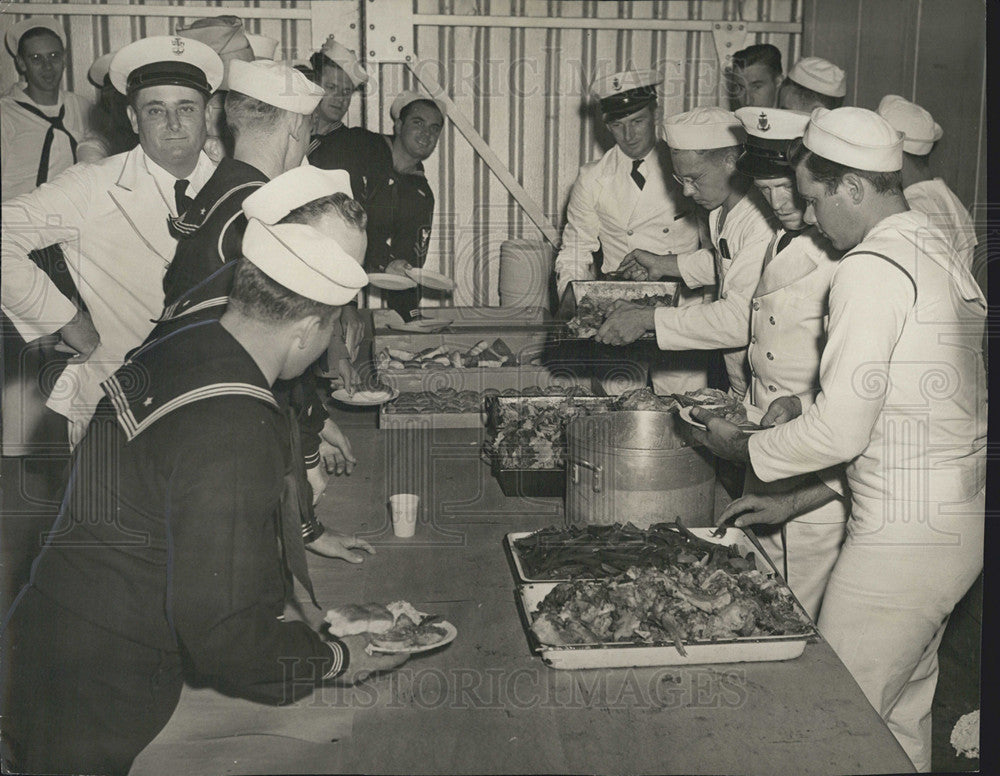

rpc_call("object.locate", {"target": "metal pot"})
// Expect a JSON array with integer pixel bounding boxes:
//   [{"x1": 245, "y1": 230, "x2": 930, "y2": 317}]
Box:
[{"x1": 565, "y1": 411, "x2": 715, "y2": 528}]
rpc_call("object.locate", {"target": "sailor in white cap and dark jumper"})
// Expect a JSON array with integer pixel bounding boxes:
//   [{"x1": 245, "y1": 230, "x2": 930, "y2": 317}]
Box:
[
  {"x1": 598, "y1": 106, "x2": 777, "y2": 405},
  {"x1": 308, "y1": 34, "x2": 369, "y2": 149},
  {"x1": 877, "y1": 94, "x2": 978, "y2": 273},
  {"x1": 554, "y1": 69, "x2": 705, "y2": 394},
  {"x1": 778, "y1": 56, "x2": 847, "y2": 113},
  {"x1": 691, "y1": 107, "x2": 986, "y2": 772},
  {"x1": 0, "y1": 220, "x2": 407, "y2": 776},
  {"x1": 310, "y1": 88, "x2": 445, "y2": 320},
  {"x1": 1, "y1": 16, "x2": 107, "y2": 201},
  {"x1": 1, "y1": 35, "x2": 222, "y2": 447},
  {"x1": 709, "y1": 106, "x2": 849, "y2": 622},
  {"x1": 175, "y1": 15, "x2": 255, "y2": 162},
  {"x1": 147, "y1": 164, "x2": 375, "y2": 562}
]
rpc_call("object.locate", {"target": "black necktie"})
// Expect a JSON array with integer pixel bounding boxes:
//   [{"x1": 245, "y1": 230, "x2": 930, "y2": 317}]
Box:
[
  {"x1": 174, "y1": 179, "x2": 194, "y2": 216},
  {"x1": 775, "y1": 231, "x2": 795, "y2": 255},
  {"x1": 14, "y1": 101, "x2": 77, "y2": 187},
  {"x1": 631, "y1": 158, "x2": 646, "y2": 190}
]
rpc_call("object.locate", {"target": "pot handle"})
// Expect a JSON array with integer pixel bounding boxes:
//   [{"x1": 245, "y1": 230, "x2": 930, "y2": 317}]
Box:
[{"x1": 570, "y1": 456, "x2": 603, "y2": 493}]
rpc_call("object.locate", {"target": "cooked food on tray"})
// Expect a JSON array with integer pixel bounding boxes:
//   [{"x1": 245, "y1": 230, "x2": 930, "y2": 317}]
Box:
[
  {"x1": 376, "y1": 338, "x2": 526, "y2": 371},
  {"x1": 482, "y1": 395, "x2": 615, "y2": 470},
  {"x1": 325, "y1": 600, "x2": 450, "y2": 651},
  {"x1": 384, "y1": 389, "x2": 483, "y2": 414},
  {"x1": 566, "y1": 292, "x2": 674, "y2": 338},
  {"x1": 673, "y1": 388, "x2": 769, "y2": 430},
  {"x1": 530, "y1": 562, "x2": 813, "y2": 656},
  {"x1": 610, "y1": 387, "x2": 680, "y2": 413},
  {"x1": 512, "y1": 521, "x2": 751, "y2": 580}
]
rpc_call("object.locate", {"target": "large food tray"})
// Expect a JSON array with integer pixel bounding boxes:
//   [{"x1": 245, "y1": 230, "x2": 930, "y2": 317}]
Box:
[
  {"x1": 508, "y1": 527, "x2": 817, "y2": 668},
  {"x1": 373, "y1": 306, "x2": 552, "y2": 331},
  {"x1": 555, "y1": 280, "x2": 678, "y2": 340}
]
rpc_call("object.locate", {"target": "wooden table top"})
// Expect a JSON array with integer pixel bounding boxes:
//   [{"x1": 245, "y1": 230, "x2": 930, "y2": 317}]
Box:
[{"x1": 131, "y1": 412, "x2": 914, "y2": 776}]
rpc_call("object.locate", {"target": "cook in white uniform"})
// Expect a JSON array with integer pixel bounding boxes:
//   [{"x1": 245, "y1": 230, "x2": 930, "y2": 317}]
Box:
[
  {"x1": 554, "y1": 69, "x2": 704, "y2": 394},
  {"x1": 712, "y1": 106, "x2": 849, "y2": 621},
  {"x1": 877, "y1": 94, "x2": 977, "y2": 272},
  {"x1": 1, "y1": 36, "x2": 223, "y2": 444},
  {"x1": 597, "y1": 107, "x2": 777, "y2": 401},
  {"x1": 692, "y1": 107, "x2": 985, "y2": 772}
]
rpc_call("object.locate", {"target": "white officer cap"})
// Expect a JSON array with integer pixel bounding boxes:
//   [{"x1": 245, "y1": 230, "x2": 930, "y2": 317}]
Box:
[
  {"x1": 245, "y1": 32, "x2": 280, "y2": 61},
  {"x1": 227, "y1": 59, "x2": 324, "y2": 115},
  {"x1": 242, "y1": 165, "x2": 354, "y2": 224},
  {"x1": 389, "y1": 90, "x2": 447, "y2": 122},
  {"x1": 88, "y1": 52, "x2": 115, "y2": 88},
  {"x1": 5, "y1": 16, "x2": 65, "y2": 56},
  {"x1": 803, "y1": 107, "x2": 903, "y2": 172},
  {"x1": 242, "y1": 219, "x2": 368, "y2": 305},
  {"x1": 876, "y1": 94, "x2": 943, "y2": 155},
  {"x1": 663, "y1": 107, "x2": 745, "y2": 150},
  {"x1": 591, "y1": 69, "x2": 662, "y2": 121},
  {"x1": 110, "y1": 35, "x2": 224, "y2": 97},
  {"x1": 318, "y1": 35, "x2": 369, "y2": 87},
  {"x1": 735, "y1": 107, "x2": 810, "y2": 177},
  {"x1": 175, "y1": 16, "x2": 253, "y2": 90},
  {"x1": 787, "y1": 57, "x2": 847, "y2": 98}
]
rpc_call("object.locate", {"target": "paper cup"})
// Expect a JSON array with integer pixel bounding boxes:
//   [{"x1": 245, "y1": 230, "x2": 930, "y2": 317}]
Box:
[{"x1": 389, "y1": 493, "x2": 419, "y2": 537}]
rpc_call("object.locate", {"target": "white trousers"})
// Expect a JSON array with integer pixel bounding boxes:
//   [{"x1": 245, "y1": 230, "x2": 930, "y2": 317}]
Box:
[{"x1": 816, "y1": 495, "x2": 984, "y2": 772}]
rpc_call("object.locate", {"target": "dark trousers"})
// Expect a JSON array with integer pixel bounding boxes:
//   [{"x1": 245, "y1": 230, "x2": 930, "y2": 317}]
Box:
[{"x1": 1, "y1": 586, "x2": 183, "y2": 776}]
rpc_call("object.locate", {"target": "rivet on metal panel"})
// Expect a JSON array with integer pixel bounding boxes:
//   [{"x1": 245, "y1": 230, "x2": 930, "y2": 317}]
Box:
[
  {"x1": 391, "y1": 36, "x2": 396, "y2": 42},
  {"x1": 398, "y1": 46, "x2": 404, "y2": 52},
  {"x1": 370, "y1": 51, "x2": 376, "y2": 57},
  {"x1": 369, "y1": 24, "x2": 375, "y2": 29},
  {"x1": 350, "y1": 23, "x2": 356, "y2": 29},
  {"x1": 727, "y1": 23, "x2": 733, "y2": 30},
  {"x1": 405, "y1": 55, "x2": 412, "y2": 61}
]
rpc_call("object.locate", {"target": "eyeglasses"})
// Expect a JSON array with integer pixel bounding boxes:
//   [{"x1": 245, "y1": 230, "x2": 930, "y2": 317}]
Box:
[
  {"x1": 672, "y1": 171, "x2": 708, "y2": 189},
  {"x1": 25, "y1": 51, "x2": 64, "y2": 66}
]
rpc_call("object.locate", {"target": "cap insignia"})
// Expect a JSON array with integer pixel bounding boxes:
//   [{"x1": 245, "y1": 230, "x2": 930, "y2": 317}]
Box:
[
  {"x1": 612, "y1": 76, "x2": 621, "y2": 91},
  {"x1": 171, "y1": 37, "x2": 185, "y2": 56},
  {"x1": 757, "y1": 112, "x2": 770, "y2": 132}
]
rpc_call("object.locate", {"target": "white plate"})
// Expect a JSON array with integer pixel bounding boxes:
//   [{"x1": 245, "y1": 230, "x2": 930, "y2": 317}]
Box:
[
  {"x1": 679, "y1": 404, "x2": 767, "y2": 434},
  {"x1": 406, "y1": 268, "x2": 455, "y2": 291},
  {"x1": 331, "y1": 387, "x2": 399, "y2": 406},
  {"x1": 368, "y1": 272, "x2": 417, "y2": 290},
  {"x1": 367, "y1": 620, "x2": 458, "y2": 654},
  {"x1": 385, "y1": 318, "x2": 454, "y2": 333}
]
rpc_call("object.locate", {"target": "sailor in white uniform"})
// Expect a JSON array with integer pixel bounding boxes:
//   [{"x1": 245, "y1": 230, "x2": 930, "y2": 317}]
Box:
[
  {"x1": 878, "y1": 94, "x2": 977, "y2": 272},
  {"x1": 692, "y1": 107, "x2": 986, "y2": 772}
]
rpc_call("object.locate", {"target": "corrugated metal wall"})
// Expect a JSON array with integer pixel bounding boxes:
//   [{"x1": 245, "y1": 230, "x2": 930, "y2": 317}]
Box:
[
  {"x1": 2, "y1": 1, "x2": 805, "y2": 308},
  {"x1": 802, "y1": 0, "x2": 987, "y2": 237}
]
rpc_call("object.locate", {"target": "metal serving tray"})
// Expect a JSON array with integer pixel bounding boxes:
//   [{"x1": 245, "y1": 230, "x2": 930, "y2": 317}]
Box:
[
  {"x1": 555, "y1": 280, "x2": 678, "y2": 341},
  {"x1": 508, "y1": 527, "x2": 817, "y2": 668}
]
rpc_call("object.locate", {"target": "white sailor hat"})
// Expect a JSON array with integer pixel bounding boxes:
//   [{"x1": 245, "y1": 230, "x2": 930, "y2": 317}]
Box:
[
  {"x1": 735, "y1": 107, "x2": 810, "y2": 177},
  {"x1": 317, "y1": 35, "x2": 369, "y2": 87},
  {"x1": 110, "y1": 35, "x2": 224, "y2": 97},
  {"x1": 88, "y1": 52, "x2": 115, "y2": 88},
  {"x1": 6, "y1": 16, "x2": 65, "y2": 56},
  {"x1": 389, "y1": 90, "x2": 446, "y2": 122},
  {"x1": 227, "y1": 59, "x2": 324, "y2": 115},
  {"x1": 175, "y1": 16, "x2": 253, "y2": 90},
  {"x1": 591, "y1": 69, "x2": 663, "y2": 121},
  {"x1": 876, "y1": 94, "x2": 943, "y2": 155},
  {"x1": 663, "y1": 107, "x2": 745, "y2": 151},
  {"x1": 245, "y1": 32, "x2": 280, "y2": 61},
  {"x1": 242, "y1": 219, "x2": 369, "y2": 306},
  {"x1": 242, "y1": 165, "x2": 354, "y2": 225},
  {"x1": 802, "y1": 107, "x2": 903, "y2": 172},
  {"x1": 787, "y1": 57, "x2": 847, "y2": 98}
]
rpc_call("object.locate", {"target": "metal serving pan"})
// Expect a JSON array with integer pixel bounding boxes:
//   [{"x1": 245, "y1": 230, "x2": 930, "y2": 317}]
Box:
[{"x1": 508, "y1": 527, "x2": 818, "y2": 668}]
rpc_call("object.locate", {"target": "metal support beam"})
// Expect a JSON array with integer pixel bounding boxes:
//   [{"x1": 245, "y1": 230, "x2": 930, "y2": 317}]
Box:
[{"x1": 3, "y1": 3, "x2": 310, "y2": 20}]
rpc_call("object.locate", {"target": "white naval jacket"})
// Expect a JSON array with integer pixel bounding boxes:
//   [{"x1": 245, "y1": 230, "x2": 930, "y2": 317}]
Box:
[
  {"x1": 654, "y1": 187, "x2": 777, "y2": 398},
  {"x1": 1, "y1": 146, "x2": 216, "y2": 426},
  {"x1": 554, "y1": 141, "x2": 699, "y2": 296},
  {"x1": 749, "y1": 210, "x2": 986, "y2": 538},
  {"x1": 745, "y1": 226, "x2": 848, "y2": 523},
  {"x1": 903, "y1": 178, "x2": 977, "y2": 272}
]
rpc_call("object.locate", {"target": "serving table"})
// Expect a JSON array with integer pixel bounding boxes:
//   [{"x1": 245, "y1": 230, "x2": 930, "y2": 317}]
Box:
[{"x1": 130, "y1": 410, "x2": 914, "y2": 776}]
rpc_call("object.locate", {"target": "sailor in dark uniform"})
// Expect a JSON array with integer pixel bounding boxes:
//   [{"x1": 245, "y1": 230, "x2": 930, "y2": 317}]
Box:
[
  {"x1": 0, "y1": 219, "x2": 407, "y2": 776},
  {"x1": 149, "y1": 164, "x2": 373, "y2": 561},
  {"x1": 310, "y1": 90, "x2": 443, "y2": 321},
  {"x1": 306, "y1": 34, "x2": 369, "y2": 153}
]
